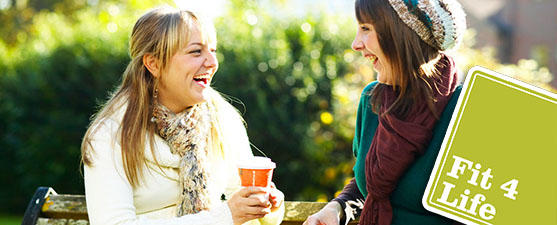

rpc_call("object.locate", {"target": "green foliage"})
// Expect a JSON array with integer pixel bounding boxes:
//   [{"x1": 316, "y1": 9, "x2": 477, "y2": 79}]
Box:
[
  {"x1": 0, "y1": 0, "x2": 90, "y2": 46},
  {"x1": 0, "y1": 0, "x2": 172, "y2": 47},
  {"x1": 454, "y1": 30, "x2": 556, "y2": 91},
  {"x1": 0, "y1": 1, "x2": 161, "y2": 213},
  {"x1": 0, "y1": 214, "x2": 21, "y2": 225},
  {"x1": 213, "y1": 2, "x2": 359, "y2": 201},
  {"x1": 0, "y1": 0, "x2": 554, "y2": 215}
]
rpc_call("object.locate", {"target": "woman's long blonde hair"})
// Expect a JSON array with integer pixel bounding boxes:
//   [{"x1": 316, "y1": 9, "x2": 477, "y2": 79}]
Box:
[{"x1": 81, "y1": 7, "x2": 244, "y2": 187}]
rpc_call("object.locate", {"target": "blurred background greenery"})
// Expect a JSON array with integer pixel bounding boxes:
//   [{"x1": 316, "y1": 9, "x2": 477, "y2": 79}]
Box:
[{"x1": 0, "y1": 0, "x2": 554, "y2": 223}]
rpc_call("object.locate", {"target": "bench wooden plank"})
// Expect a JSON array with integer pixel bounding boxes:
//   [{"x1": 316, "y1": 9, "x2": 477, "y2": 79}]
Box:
[
  {"x1": 37, "y1": 218, "x2": 89, "y2": 225},
  {"x1": 41, "y1": 195, "x2": 88, "y2": 220},
  {"x1": 284, "y1": 201, "x2": 326, "y2": 221},
  {"x1": 25, "y1": 187, "x2": 359, "y2": 225},
  {"x1": 283, "y1": 201, "x2": 358, "y2": 225},
  {"x1": 40, "y1": 196, "x2": 332, "y2": 222}
]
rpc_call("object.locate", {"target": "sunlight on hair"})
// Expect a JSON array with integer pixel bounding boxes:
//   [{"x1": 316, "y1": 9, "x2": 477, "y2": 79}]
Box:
[{"x1": 174, "y1": 0, "x2": 226, "y2": 20}]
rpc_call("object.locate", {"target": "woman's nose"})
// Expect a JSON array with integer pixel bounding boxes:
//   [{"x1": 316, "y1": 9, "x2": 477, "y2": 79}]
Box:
[
  {"x1": 352, "y1": 37, "x2": 363, "y2": 51},
  {"x1": 204, "y1": 53, "x2": 217, "y2": 68}
]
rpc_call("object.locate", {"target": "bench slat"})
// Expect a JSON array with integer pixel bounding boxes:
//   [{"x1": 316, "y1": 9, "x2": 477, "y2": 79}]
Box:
[
  {"x1": 42, "y1": 195, "x2": 88, "y2": 220},
  {"x1": 284, "y1": 201, "x2": 358, "y2": 224},
  {"x1": 27, "y1": 187, "x2": 359, "y2": 225},
  {"x1": 37, "y1": 218, "x2": 89, "y2": 225},
  {"x1": 41, "y1": 196, "x2": 329, "y2": 222},
  {"x1": 284, "y1": 201, "x2": 326, "y2": 221}
]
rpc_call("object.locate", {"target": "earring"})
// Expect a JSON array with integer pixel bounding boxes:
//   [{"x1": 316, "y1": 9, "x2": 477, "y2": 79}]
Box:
[
  {"x1": 153, "y1": 79, "x2": 159, "y2": 100},
  {"x1": 151, "y1": 86, "x2": 159, "y2": 123},
  {"x1": 153, "y1": 87, "x2": 159, "y2": 99}
]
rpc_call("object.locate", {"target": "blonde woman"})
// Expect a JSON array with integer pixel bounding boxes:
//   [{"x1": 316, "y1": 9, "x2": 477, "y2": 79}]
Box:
[{"x1": 81, "y1": 7, "x2": 284, "y2": 225}]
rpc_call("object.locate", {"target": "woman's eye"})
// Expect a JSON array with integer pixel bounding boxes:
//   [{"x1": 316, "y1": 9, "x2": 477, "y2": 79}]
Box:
[
  {"x1": 189, "y1": 49, "x2": 202, "y2": 54},
  {"x1": 360, "y1": 26, "x2": 370, "y2": 31}
]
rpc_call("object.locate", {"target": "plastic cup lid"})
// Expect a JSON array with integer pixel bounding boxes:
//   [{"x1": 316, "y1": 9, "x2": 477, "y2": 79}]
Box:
[{"x1": 237, "y1": 156, "x2": 276, "y2": 169}]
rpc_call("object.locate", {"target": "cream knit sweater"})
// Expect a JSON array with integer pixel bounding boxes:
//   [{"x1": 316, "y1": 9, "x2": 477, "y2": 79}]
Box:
[{"x1": 84, "y1": 105, "x2": 284, "y2": 225}]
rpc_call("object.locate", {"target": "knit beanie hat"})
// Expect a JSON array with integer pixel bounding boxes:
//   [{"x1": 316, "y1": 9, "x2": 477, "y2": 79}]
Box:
[{"x1": 387, "y1": 0, "x2": 467, "y2": 51}]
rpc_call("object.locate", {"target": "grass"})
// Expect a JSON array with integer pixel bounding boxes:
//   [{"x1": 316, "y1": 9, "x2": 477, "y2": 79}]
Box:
[{"x1": 0, "y1": 214, "x2": 22, "y2": 225}]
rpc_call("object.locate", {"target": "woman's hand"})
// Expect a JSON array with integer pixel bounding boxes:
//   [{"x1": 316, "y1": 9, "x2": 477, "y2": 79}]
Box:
[
  {"x1": 227, "y1": 187, "x2": 271, "y2": 225},
  {"x1": 268, "y1": 182, "x2": 284, "y2": 212},
  {"x1": 303, "y1": 201, "x2": 343, "y2": 225}
]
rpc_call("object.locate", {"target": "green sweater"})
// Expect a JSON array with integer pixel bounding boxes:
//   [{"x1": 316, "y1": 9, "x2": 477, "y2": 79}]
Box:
[{"x1": 352, "y1": 81, "x2": 462, "y2": 225}]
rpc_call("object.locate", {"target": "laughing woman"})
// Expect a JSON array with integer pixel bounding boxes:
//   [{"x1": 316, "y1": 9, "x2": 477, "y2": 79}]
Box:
[
  {"x1": 81, "y1": 7, "x2": 284, "y2": 225},
  {"x1": 304, "y1": 0, "x2": 466, "y2": 225}
]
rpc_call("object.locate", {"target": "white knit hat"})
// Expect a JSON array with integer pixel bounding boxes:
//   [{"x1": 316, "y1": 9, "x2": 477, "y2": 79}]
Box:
[{"x1": 387, "y1": 0, "x2": 467, "y2": 50}]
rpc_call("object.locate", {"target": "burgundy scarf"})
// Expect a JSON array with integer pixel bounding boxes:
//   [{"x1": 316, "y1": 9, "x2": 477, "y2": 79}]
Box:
[{"x1": 359, "y1": 55, "x2": 458, "y2": 225}]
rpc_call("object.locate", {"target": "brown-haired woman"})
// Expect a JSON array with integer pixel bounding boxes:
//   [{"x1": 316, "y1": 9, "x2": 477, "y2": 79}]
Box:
[
  {"x1": 81, "y1": 6, "x2": 284, "y2": 225},
  {"x1": 304, "y1": 0, "x2": 466, "y2": 224}
]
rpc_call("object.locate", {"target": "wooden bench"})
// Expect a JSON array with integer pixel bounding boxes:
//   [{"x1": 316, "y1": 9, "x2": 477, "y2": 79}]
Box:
[{"x1": 22, "y1": 187, "x2": 358, "y2": 225}]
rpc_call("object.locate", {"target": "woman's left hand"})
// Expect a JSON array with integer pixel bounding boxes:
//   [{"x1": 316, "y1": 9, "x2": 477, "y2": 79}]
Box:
[{"x1": 268, "y1": 182, "x2": 284, "y2": 212}]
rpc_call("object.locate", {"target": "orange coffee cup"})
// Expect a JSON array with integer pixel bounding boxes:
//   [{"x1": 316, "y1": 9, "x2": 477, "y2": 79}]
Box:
[{"x1": 238, "y1": 156, "x2": 276, "y2": 187}]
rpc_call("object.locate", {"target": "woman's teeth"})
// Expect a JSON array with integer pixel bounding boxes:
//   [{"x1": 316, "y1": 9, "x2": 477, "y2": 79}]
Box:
[
  {"x1": 368, "y1": 55, "x2": 378, "y2": 64},
  {"x1": 193, "y1": 74, "x2": 210, "y2": 86},
  {"x1": 194, "y1": 74, "x2": 210, "y2": 80}
]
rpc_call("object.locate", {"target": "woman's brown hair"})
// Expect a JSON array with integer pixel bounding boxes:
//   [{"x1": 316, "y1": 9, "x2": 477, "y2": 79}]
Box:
[{"x1": 356, "y1": 0, "x2": 444, "y2": 119}]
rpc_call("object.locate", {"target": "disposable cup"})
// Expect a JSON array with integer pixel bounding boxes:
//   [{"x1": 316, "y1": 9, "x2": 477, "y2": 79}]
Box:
[{"x1": 237, "y1": 156, "x2": 276, "y2": 188}]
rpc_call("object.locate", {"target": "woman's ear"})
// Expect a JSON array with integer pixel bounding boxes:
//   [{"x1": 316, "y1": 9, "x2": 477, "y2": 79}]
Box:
[{"x1": 143, "y1": 54, "x2": 160, "y2": 78}]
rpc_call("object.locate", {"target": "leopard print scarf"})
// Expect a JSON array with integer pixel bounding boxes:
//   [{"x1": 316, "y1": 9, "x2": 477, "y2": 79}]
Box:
[{"x1": 151, "y1": 102, "x2": 212, "y2": 216}]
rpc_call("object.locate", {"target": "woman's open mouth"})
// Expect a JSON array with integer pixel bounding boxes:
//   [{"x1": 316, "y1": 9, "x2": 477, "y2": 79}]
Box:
[
  {"x1": 193, "y1": 74, "x2": 211, "y2": 87},
  {"x1": 366, "y1": 54, "x2": 378, "y2": 65}
]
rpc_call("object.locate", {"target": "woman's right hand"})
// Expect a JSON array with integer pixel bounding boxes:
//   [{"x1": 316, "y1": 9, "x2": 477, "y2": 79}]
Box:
[
  {"x1": 303, "y1": 201, "x2": 343, "y2": 225},
  {"x1": 227, "y1": 186, "x2": 272, "y2": 225}
]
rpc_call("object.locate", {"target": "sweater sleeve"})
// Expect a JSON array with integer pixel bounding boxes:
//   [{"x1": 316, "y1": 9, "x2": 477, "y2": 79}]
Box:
[
  {"x1": 332, "y1": 178, "x2": 365, "y2": 225},
  {"x1": 84, "y1": 119, "x2": 234, "y2": 225}
]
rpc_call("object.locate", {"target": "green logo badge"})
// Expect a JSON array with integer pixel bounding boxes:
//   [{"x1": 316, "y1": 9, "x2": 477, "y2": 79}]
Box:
[{"x1": 423, "y1": 66, "x2": 557, "y2": 225}]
